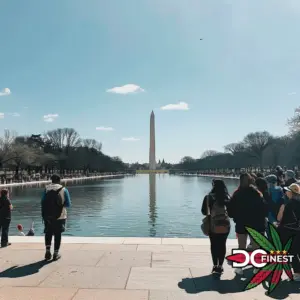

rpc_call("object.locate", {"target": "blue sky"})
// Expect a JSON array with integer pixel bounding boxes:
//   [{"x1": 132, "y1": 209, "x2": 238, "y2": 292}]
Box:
[{"x1": 1, "y1": 0, "x2": 300, "y2": 163}]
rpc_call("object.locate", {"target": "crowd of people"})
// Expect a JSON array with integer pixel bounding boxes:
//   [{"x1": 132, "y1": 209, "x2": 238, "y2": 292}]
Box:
[
  {"x1": 0, "y1": 174, "x2": 71, "y2": 261},
  {"x1": 202, "y1": 167, "x2": 300, "y2": 281}
]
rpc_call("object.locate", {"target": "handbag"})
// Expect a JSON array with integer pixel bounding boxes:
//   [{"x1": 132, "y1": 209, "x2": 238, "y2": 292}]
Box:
[{"x1": 201, "y1": 195, "x2": 211, "y2": 236}]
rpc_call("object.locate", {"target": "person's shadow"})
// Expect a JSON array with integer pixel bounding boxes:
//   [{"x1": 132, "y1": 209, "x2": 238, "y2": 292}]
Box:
[
  {"x1": 179, "y1": 268, "x2": 300, "y2": 299},
  {"x1": 0, "y1": 260, "x2": 51, "y2": 278},
  {"x1": 261, "y1": 279, "x2": 300, "y2": 299},
  {"x1": 178, "y1": 272, "x2": 243, "y2": 294}
]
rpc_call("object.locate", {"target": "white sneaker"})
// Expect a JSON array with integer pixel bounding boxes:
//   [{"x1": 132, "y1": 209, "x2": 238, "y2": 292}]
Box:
[
  {"x1": 293, "y1": 273, "x2": 300, "y2": 281},
  {"x1": 234, "y1": 268, "x2": 244, "y2": 275}
]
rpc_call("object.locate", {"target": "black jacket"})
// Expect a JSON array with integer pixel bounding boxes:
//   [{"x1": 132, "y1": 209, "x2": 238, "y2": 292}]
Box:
[
  {"x1": 227, "y1": 185, "x2": 268, "y2": 232},
  {"x1": 0, "y1": 196, "x2": 11, "y2": 220}
]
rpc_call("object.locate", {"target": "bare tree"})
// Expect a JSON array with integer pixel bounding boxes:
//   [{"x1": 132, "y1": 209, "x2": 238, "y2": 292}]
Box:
[
  {"x1": 201, "y1": 150, "x2": 219, "y2": 159},
  {"x1": 243, "y1": 131, "x2": 273, "y2": 168},
  {"x1": 82, "y1": 139, "x2": 102, "y2": 151},
  {"x1": 44, "y1": 128, "x2": 81, "y2": 150},
  {"x1": 64, "y1": 128, "x2": 81, "y2": 150},
  {"x1": 268, "y1": 136, "x2": 290, "y2": 166},
  {"x1": 44, "y1": 128, "x2": 65, "y2": 149},
  {"x1": 288, "y1": 107, "x2": 300, "y2": 134},
  {"x1": 224, "y1": 142, "x2": 246, "y2": 155},
  {"x1": 180, "y1": 156, "x2": 195, "y2": 164},
  {"x1": 0, "y1": 129, "x2": 17, "y2": 166}
]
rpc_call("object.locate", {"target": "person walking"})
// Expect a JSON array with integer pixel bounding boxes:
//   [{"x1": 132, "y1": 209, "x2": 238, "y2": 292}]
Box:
[
  {"x1": 0, "y1": 189, "x2": 13, "y2": 247},
  {"x1": 277, "y1": 183, "x2": 300, "y2": 281},
  {"x1": 201, "y1": 179, "x2": 231, "y2": 275},
  {"x1": 41, "y1": 174, "x2": 71, "y2": 261},
  {"x1": 227, "y1": 173, "x2": 268, "y2": 275}
]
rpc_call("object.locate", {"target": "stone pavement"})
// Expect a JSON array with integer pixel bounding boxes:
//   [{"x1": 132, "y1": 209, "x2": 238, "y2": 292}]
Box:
[{"x1": 0, "y1": 237, "x2": 299, "y2": 300}]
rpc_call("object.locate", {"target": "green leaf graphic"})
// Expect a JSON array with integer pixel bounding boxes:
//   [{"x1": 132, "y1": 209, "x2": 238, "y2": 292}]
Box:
[
  {"x1": 283, "y1": 263, "x2": 293, "y2": 280},
  {"x1": 245, "y1": 264, "x2": 276, "y2": 290},
  {"x1": 245, "y1": 227, "x2": 274, "y2": 251},
  {"x1": 268, "y1": 264, "x2": 283, "y2": 294},
  {"x1": 284, "y1": 237, "x2": 293, "y2": 252},
  {"x1": 269, "y1": 223, "x2": 282, "y2": 251}
]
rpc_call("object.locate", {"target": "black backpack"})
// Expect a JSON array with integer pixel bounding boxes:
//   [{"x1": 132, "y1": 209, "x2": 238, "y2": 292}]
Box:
[{"x1": 42, "y1": 187, "x2": 64, "y2": 221}]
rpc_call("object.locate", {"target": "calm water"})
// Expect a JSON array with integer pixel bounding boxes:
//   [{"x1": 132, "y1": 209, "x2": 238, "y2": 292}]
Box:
[{"x1": 7, "y1": 175, "x2": 238, "y2": 238}]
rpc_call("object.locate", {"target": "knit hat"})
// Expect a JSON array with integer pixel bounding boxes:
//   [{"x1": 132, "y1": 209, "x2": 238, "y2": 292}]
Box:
[
  {"x1": 285, "y1": 170, "x2": 295, "y2": 179},
  {"x1": 265, "y1": 174, "x2": 277, "y2": 184}
]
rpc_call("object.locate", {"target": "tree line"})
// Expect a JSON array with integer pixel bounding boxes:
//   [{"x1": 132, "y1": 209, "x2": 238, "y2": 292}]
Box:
[
  {"x1": 0, "y1": 128, "x2": 126, "y2": 178},
  {"x1": 176, "y1": 107, "x2": 300, "y2": 171}
]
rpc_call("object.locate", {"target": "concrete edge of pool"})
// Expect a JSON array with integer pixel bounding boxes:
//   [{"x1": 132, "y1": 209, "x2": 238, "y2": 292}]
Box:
[{"x1": 8, "y1": 236, "x2": 238, "y2": 245}]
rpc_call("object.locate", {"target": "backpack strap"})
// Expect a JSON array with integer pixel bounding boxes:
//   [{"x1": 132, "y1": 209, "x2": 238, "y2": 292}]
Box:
[{"x1": 56, "y1": 187, "x2": 64, "y2": 193}]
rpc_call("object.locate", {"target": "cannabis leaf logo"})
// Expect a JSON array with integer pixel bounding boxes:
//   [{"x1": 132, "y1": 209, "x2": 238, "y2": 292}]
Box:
[{"x1": 227, "y1": 222, "x2": 294, "y2": 294}]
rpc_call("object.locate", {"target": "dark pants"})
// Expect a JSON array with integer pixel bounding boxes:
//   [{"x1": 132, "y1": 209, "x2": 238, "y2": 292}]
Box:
[
  {"x1": 278, "y1": 227, "x2": 300, "y2": 273},
  {"x1": 209, "y1": 232, "x2": 229, "y2": 266},
  {"x1": 44, "y1": 219, "x2": 66, "y2": 252},
  {"x1": 0, "y1": 218, "x2": 11, "y2": 246},
  {"x1": 290, "y1": 235, "x2": 300, "y2": 273}
]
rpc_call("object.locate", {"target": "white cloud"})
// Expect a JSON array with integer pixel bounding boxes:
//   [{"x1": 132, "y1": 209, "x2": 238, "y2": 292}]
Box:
[
  {"x1": 106, "y1": 84, "x2": 145, "y2": 94},
  {"x1": 0, "y1": 113, "x2": 4, "y2": 119},
  {"x1": 288, "y1": 92, "x2": 296, "y2": 96},
  {"x1": 122, "y1": 137, "x2": 140, "y2": 141},
  {"x1": 96, "y1": 126, "x2": 114, "y2": 131},
  {"x1": 0, "y1": 88, "x2": 11, "y2": 96},
  {"x1": 160, "y1": 101, "x2": 189, "y2": 110},
  {"x1": 8, "y1": 112, "x2": 20, "y2": 117},
  {"x1": 43, "y1": 114, "x2": 59, "y2": 122}
]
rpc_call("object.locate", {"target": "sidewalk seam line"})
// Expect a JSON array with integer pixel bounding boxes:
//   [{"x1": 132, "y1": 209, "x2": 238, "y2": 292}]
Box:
[
  {"x1": 70, "y1": 288, "x2": 80, "y2": 300},
  {"x1": 94, "y1": 252, "x2": 106, "y2": 266},
  {"x1": 124, "y1": 267, "x2": 132, "y2": 289}
]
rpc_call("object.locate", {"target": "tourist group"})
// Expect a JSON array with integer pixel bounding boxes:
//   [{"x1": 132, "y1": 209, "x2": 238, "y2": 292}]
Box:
[
  {"x1": 201, "y1": 167, "x2": 300, "y2": 281},
  {"x1": 0, "y1": 174, "x2": 71, "y2": 261}
]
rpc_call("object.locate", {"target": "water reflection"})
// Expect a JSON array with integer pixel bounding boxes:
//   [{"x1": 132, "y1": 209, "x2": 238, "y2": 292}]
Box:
[
  {"x1": 148, "y1": 174, "x2": 157, "y2": 237},
  {"x1": 6, "y1": 175, "x2": 239, "y2": 237}
]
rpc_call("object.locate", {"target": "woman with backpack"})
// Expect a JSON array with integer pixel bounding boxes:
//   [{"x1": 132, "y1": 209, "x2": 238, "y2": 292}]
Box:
[
  {"x1": 201, "y1": 179, "x2": 231, "y2": 275},
  {"x1": 277, "y1": 183, "x2": 300, "y2": 281},
  {"x1": 227, "y1": 173, "x2": 268, "y2": 275}
]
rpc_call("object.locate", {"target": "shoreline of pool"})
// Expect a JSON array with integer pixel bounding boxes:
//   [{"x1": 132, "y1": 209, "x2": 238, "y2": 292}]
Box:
[
  {"x1": 197, "y1": 174, "x2": 239, "y2": 180},
  {"x1": 8, "y1": 236, "x2": 238, "y2": 245},
  {"x1": 0, "y1": 174, "x2": 131, "y2": 188}
]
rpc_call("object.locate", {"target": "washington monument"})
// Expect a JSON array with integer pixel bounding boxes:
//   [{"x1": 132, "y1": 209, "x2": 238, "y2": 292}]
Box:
[{"x1": 149, "y1": 111, "x2": 156, "y2": 170}]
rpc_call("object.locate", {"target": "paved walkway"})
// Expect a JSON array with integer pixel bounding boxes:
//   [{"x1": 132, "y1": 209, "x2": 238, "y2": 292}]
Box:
[{"x1": 0, "y1": 237, "x2": 299, "y2": 300}]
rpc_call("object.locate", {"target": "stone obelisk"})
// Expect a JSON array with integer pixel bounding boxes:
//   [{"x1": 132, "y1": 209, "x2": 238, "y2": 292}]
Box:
[{"x1": 149, "y1": 111, "x2": 156, "y2": 170}]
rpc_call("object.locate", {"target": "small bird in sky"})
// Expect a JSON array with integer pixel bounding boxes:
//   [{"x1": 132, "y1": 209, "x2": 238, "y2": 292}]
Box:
[{"x1": 200, "y1": 38, "x2": 203, "y2": 40}]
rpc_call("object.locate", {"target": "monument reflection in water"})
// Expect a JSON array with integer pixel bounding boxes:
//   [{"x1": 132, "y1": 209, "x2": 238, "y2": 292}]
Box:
[{"x1": 148, "y1": 174, "x2": 157, "y2": 237}]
